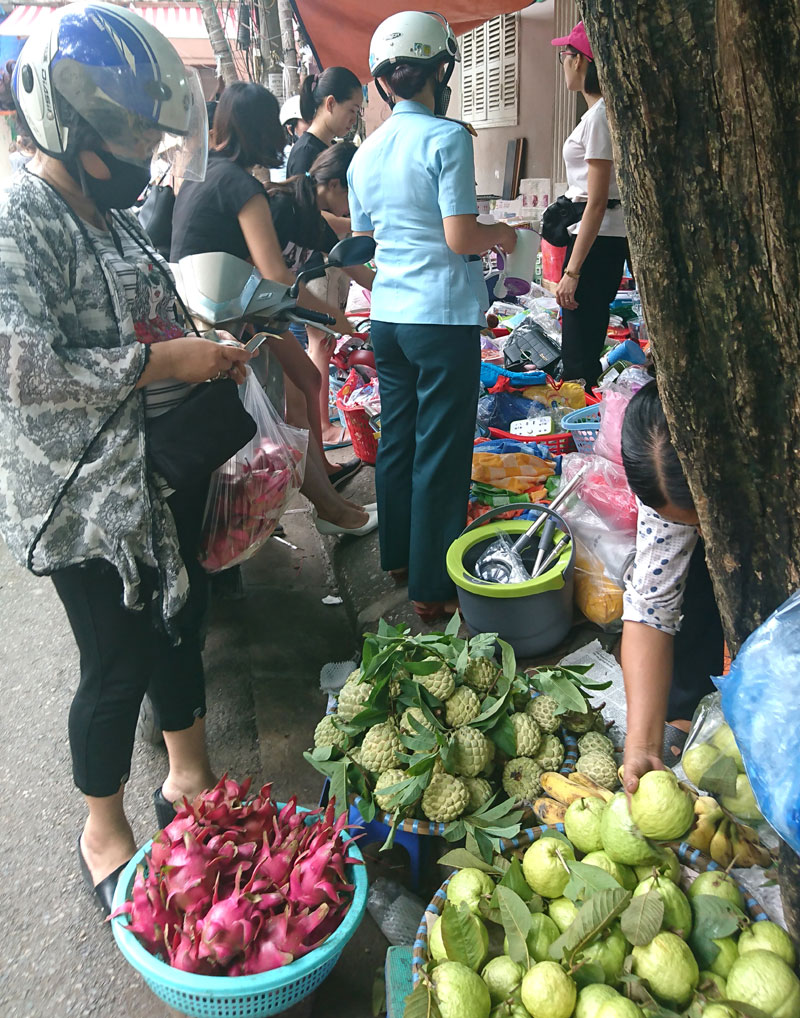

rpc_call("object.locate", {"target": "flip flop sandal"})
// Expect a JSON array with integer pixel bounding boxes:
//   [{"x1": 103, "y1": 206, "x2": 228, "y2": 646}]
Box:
[
  {"x1": 323, "y1": 427, "x2": 352, "y2": 451},
  {"x1": 662, "y1": 723, "x2": 689, "y2": 765}
]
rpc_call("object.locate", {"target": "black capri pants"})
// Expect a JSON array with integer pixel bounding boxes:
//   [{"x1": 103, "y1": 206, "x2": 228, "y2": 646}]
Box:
[{"x1": 51, "y1": 480, "x2": 210, "y2": 797}]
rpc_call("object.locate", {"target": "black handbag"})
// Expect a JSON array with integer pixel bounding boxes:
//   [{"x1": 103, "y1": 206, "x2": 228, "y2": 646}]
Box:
[
  {"x1": 138, "y1": 174, "x2": 175, "y2": 261},
  {"x1": 148, "y1": 378, "x2": 257, "y2": 490},
  {"x1": 541, "y1": 195, "x2": 623, "y2": 247}
]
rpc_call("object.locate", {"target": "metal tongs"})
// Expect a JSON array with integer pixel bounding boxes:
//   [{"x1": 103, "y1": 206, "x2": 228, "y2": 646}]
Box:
[{"x1": 475, "y1": 464, "x2": 587, "y2": 583}]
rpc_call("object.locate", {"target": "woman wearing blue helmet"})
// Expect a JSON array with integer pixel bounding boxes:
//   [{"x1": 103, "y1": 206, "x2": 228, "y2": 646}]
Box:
[{"x1": 0, "y1": 2, "x2": 253, "y2": 917}]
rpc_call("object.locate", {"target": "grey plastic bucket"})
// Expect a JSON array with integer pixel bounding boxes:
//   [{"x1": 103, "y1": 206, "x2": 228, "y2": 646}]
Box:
[{"x1": 446, "y1": 504, "x2": 574, "y2": 658}]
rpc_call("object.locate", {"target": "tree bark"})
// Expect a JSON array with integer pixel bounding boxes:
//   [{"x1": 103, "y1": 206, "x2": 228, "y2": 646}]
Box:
[
  {"x1": 198, "y1": 0, "x2": 239, "y2": 86},
  {"x1": 577, "y1": 0, "x2": 800, "y2": 935},
  {"x1": 277, "y1": 0, "x2": 300, "y2": 97}
]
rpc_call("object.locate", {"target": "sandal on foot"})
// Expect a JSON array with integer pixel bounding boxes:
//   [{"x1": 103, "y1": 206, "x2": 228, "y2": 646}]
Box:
[
  {"x1": 77, "y1": 835, "x2": 129, "y2": 918},
  {"x1": 154, "y1": 786, "x2": 178, "y2": 829}
]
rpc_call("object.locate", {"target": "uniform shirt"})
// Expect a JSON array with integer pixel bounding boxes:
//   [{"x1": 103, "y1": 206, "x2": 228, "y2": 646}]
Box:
[
  {"x1": 285, "y1": 131, "x2": 328, "y2": 177},
  {"x1": 563, "y1": 98, "x2": 626, "y2": 238},
  {"x1": 347, "y1": 100, "x2": 486, "y2": 326},
  {"x1": 170, "y1": 153, "x2": 265, "y2": 261},
  {"x1": 622, "y1": 500, "x2": 699, "y2": 635}
]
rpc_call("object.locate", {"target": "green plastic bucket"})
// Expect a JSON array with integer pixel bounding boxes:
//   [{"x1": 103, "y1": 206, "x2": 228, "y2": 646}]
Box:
[{"x1": 446, "y1": 505, "x2": 574, "y2": 657}]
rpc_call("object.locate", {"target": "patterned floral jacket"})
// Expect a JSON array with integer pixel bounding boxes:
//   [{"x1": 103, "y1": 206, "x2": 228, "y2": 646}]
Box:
[{"x1": 0, "y1": 171, "x2": 189, "y2": 624}]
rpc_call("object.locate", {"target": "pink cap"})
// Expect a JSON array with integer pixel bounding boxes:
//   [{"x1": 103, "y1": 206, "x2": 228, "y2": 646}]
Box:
[{"x1": 551, "y1": 21, "x2": 593, "y2": 61}]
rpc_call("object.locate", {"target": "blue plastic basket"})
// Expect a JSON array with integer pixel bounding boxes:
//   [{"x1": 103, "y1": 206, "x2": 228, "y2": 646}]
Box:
[
  {"x1": 111, "y1": 822, "x2": 367, "y2": 1018},
  {"x1": 561, "y1": 405, "x2": 601, "y2": 453}
]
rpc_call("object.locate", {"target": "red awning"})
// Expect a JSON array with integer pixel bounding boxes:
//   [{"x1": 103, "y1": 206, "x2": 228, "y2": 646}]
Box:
[
  {"x1": 292, "y1": 0, "x2": 534, "y2": 81},
  {"x1": 0, "y1": 4, "x2": 239, "y2": 67}
]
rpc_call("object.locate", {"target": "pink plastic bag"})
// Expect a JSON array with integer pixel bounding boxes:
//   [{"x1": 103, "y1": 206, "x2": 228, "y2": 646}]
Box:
[
  {"x1": 594, "y1": 390, "x2": 631, "y2": 466},
  {"x1": 562, "y1": 452, "x2": 638, "y2": 533},
  {"x1": 200, "y1": 368, "x2": 308, "y2": 572}
]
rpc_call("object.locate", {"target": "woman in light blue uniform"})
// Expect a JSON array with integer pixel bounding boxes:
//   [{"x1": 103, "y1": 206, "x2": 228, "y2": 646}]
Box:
[{"x1": 348, "y1": 11, "x2": 516, "y2": 622}]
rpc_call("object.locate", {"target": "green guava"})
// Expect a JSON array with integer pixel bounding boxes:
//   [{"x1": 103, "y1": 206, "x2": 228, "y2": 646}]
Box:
[
  {"x1": 582, "y1": 850, "x2": 636, "y2": 890},
  {"x1": 631, "y1": 931, "x2": 699, "y2": 1007},
  {"x1": 431, "y1": 960, "x2": 493, "y2": 1018},
  {"x1": 706, "y1": 936, "x2": 738, "y2": 979},
  {"x1": 430, "y1": 913, "x2": 489, "y2": 970},
  {"x1": 719, "y1": 773, "x2": 762, "y2": 821},
  {"x1": 710, "y1": 723, "x2": 744, "y2": 770},
  {"x1": 681, "y1": 742, "x2": 722, "y2": 788},
  {"x1": 548, "y1": 896, "x2": 579, "y2": 933},
  {"x1": 574, "y1": 984, "x2": 620, "y2": 1018},
  {"x1": 522, "y1": 837, "x2": 575, "y2": 898},
  {"x1": 576, "y1": 924, "x2": 628, "y2": 984},
  {"x1": 448, "y1": 868, "x2": 496, "y2": 915},
  {"x1": 701, "y1": 1007, "x2": 736, "y2": 1018},
  {"x1": 726, "y1": 949, "x2": 800, "y2": 1018},
  {"x1": 564, "y1": 797, "x2": 607, "y2": 854},
  {"x1": 600, "y1": 793, "x2": 661, "y2": 866},
  {"x1": 481, "y1": 956, "x2": 523, "y2": 1004},
  {"x1": 595, "y1": 998, "x2": 645, "y2": 1018},
  {"x1": 686, "y1": 870, "x2": 744, "y2": 910},
  {"x1": 520, "y1": 961, "x2": 577, "y2": 1018},
  {"x1": 697, "y1": 970, "x2": 727, "y2": 998},
  {"x1": 634, "y1": 846, "x2": 681, "y2": 885},
  {"x1": 630, "y1": 771, "x2": 694, "y2": 841},
  {"x1": 738, "y1": 919, "x2": 797, "y2": 968},
  {"x1": 503, "y1": 911, "x2": 560, "y2": 962},
  {"x1": 633, "y1": 874, "x2": 692, "y2": 939},
  {"x1": 489, "y1": 1001, "x2": 529, "y2": 1018}
]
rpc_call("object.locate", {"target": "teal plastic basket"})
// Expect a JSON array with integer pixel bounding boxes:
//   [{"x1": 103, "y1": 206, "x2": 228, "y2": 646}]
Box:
[
  {"x1": 561, "y1": 405, "x2": 601, "y2": 453},
  {"x1": 111, "y1": 822, "x2": 367, "y2": 1018}
]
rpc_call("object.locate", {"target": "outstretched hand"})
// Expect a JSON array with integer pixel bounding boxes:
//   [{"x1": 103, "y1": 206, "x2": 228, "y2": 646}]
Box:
[{"x1": 623, "y1": 744, "x2": 666, "y2": 799}]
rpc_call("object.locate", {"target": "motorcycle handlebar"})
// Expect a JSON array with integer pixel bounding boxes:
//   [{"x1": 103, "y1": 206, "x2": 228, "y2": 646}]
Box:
[{"x1": 292, "y1": 307, "x2": 337, "y2": 327}]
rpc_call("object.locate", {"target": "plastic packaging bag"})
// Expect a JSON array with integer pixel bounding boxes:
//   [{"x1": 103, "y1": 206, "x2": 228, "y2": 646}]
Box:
[
  {"x1": 560, "y1": 498, "x2": 635, "y2": 588},
  {"x1": 594, "y1": 390, "x2": 631, "y2": 465},
  {"x1": 562, "y1": 452, "x2": 638, "y2": 533},
  {"x1": 719, "y1": 590, "x2": 800, "y2": 850},
  {"x1": 367, "y1": 878, "x2": 427, "y2": 946},
  {"x1": 678, "y1": 692, "x2": 765, "y2": 827},
  {"x1": 200, "y1": 368, "x2": 308, "y2": 572},
  {"x1": 475, "y1": 531, "x2": 530, "y2": 583},
  {"x1": 573, "y1": 540, "x2": 624, "y2": 627}
]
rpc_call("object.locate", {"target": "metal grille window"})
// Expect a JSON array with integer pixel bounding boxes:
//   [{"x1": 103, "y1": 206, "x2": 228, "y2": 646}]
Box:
[{"x1": 460, "y1": 14, "x2": 519, "y2": 129}]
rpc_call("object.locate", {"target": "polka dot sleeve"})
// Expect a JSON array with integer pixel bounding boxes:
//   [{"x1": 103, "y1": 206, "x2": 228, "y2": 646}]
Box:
[{"x1": 622, "y1": 500, "x2": 699, "y2": 635}]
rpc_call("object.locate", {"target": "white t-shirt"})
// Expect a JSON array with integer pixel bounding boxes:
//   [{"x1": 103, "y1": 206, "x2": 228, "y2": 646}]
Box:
[{"x1": 562, "y1": 98, "x2": 626, "y2": 238}]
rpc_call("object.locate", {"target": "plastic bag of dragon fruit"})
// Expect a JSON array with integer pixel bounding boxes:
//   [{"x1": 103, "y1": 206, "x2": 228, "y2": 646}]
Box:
[{"x1": 199, "y1": 367, "x2": 308, "y2": 572}]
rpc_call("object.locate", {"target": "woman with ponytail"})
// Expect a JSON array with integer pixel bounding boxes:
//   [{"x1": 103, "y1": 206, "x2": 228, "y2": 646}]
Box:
[{"x1": 285, "y1": 67, "x2": 363, "y2": 178}]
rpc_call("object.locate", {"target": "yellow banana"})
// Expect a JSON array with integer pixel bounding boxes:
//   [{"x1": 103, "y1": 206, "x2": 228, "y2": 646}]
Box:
[
  {"x1": 687, "y1": 815, "x2": 720, "y2": 855},
  {"x1": 540, "y1": 772, "x2": 605, "y2": 806},
  {"x1": 730, "y1": 823, "x2": 773, "y2": 868},
  {"x1": 569, "y1": 771, "x2": 615, "y2": 803},
  {"x1": 709, "y1": 818, "x2": 735, "y2": 868},
  {"x1": 533, "y1": 797, "x2": 568, "y2": 825}
]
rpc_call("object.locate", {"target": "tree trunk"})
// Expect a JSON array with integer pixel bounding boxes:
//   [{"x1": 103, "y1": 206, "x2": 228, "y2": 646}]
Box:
[
  {"x1": 198, "y1": 0, "x2": 239, "y2": 85},
  {"x1": 258, "y1": 0, "x2": 283, "y2": 87},
  {"x1": 577, "y1": 0, "x2": 800, "y2": 933},
  {"x1": 277, "y1": 0, "x2": 299, "y2": 97}
]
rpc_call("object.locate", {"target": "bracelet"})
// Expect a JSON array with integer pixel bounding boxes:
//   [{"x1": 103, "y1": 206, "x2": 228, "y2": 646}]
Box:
[{"x1": 564, "y1": 269, "x2": 581, "y2": 280}]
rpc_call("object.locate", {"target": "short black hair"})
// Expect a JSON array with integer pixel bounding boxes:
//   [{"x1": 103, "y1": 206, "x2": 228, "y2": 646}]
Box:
[
  {"x1": 299, "y1": 67, "x2": 362, "y2": 124},
  {"x1": 621, "y1": 381, "x2": 694, "y2": 511},
  {"x1": 567, "y1": 45, "x2": 601, "y2": 96},
  {"x1": 213, "y1": 82, "x2": 284, "y2": 169}
]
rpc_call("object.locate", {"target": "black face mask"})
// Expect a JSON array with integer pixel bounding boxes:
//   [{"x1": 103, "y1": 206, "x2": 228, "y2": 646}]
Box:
[{"x1": 73, "y1": 150, "x2": 151, "y2": 212}]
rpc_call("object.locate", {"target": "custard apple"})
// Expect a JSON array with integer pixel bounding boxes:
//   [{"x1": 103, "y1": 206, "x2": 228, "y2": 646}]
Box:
[
  {"x1": 389, "y1": 677, "x2": 402, "y2": 697},
  {"x1": 374, "y1": 768, "x2": 406, "y2": 811},
  {"x1": 348, "y1": 746, "x2": 363, "y2": 767},
  {"x1": 416, "y1": 661, "x2": 456, "y2": 701},
  {"x1": 445, "y1": 685, "x2": 481, "y2": 727},
  {"x1": 481, "y1": 738, "x2": 496, "y2": 776},
  {"x1": 336, "y1": 674, "x2": 372, "y2": 721},
  {"x1": 313, "y1": 714, "x2": 349, "y2": 752},
  {"x1": 451, "y1": 727, "x2": 492, "y2": 777},
  {"x1": 525, "y1": 694, "x2": 561, "y2": 734},
  {"x1": 463, "y1": 656, "x2": 499, "y2": 694},
  {"x1": 535, "y1": 734, "x2": 565, "y2": 771},
  {"x1": 361, "y1": 722, "x2": 402, "y2": 773},
  {"x1": 503, "y1": 757, "x2": 543, "y2": 802},
  {"x1": 399, "y1": 706, "x2": 434, "y2": 735},
  {"x1": 577, "y1": 750, "x2": 619, "y2": 790},
  {"x1": 578, "y1": 731, "x2": 616, "y2": 757},
  {"x1": 421, "y1": 773, "x2": 469, "y2": 822},
  {"x1": 464, "y1": 776, "x2": 493, "y2": 812},
  {"x1": 561, "y1": 706, "x2": 599, "y2": 733},
  {"x1": 510, "y1": 712, "x2": 542, "y2": 757}
]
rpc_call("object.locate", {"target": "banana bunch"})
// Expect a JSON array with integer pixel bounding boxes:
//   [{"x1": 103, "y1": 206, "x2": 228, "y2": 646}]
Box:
[
  {"x1": 540, "y1": 771, "x2": 615, "y2": 808},
  {"x1": 687, "y1": 794, "x2": 772, "y2": 868}
]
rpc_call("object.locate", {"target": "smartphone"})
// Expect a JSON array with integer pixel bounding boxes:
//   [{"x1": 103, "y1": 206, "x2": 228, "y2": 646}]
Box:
[{"x1": 245, "y1": 332, "x2": 270, "y2": 354}]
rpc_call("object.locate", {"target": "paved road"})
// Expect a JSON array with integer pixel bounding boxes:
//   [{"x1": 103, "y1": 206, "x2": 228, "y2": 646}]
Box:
[{"x1": 0, "y1": 501, "x2": 388, "y2": 1018}]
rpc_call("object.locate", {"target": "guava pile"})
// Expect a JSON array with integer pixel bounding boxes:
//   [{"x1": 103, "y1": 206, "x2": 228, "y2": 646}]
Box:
[
  {"x1": 305, "y1": 620, "x2": 611, "y2": 853},
  {"x1": 411, "y1": 787, "x2": 798, "y2": 1018}
]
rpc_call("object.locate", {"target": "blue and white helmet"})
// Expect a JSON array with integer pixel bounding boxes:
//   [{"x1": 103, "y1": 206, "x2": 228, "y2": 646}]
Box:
[{"x1": 13, "y1": 1, "x2": 207, "y2": 179}]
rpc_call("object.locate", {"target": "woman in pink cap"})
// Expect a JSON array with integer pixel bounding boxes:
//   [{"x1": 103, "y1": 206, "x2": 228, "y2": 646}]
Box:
[{"x1": 551, "y1": 21, "x2": 630, "y2": 389}]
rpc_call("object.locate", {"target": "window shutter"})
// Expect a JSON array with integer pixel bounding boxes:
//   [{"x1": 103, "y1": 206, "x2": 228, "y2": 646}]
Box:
[{"x1": 459, "y1": 14, "x2": 518, "y2": 130}]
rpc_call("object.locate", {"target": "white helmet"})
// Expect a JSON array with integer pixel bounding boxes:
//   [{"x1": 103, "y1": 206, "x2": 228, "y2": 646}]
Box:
[
  {"x1": 368, "y1": 10, "x2": 459, "y2": 79},
  {"x1": 13, "y1": 1, "x2": 207, "y2": 179},
  {"x1": 279, "y1": 95, "x2": 302, "y2": 126}
]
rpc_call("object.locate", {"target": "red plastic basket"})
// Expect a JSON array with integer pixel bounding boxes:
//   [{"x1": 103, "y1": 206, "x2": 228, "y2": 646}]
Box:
[
  {"x1": 487, "y1": 427, "x2": 575, "y2": 455},
  {"x1": 336, "y1": 370, "x2": 378, "y2": 465}
]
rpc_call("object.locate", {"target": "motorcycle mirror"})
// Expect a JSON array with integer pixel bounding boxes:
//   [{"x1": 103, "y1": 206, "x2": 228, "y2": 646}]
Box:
[{"x1": 326, "y1": 235, "x2": 376, "y2": 268}]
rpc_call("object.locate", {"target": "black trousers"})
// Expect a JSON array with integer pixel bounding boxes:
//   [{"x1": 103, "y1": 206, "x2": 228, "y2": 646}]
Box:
[
  {"x1": 561, "y1": 234, "x2": 630, "y2": 389},
  {"x1": 51, "y1": 481, "x2": 210, "y2": 797},
  {"x1": 669, "y1": 541, "x2": 724, "y2": 720}
]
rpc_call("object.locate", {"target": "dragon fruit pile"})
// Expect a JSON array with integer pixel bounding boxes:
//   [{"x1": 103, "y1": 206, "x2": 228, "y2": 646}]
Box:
[
  {"x1": 200, "y1": 440, "x2": 305, "y2": 573},
  {"x1": 111, "y1": 776, "x2": 360, "y2": 977}
]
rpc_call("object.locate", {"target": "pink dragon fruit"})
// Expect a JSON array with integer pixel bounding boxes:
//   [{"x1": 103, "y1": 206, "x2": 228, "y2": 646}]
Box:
[{"x1": 196, "y1": 870, "x2": 262, "y2": 966}]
